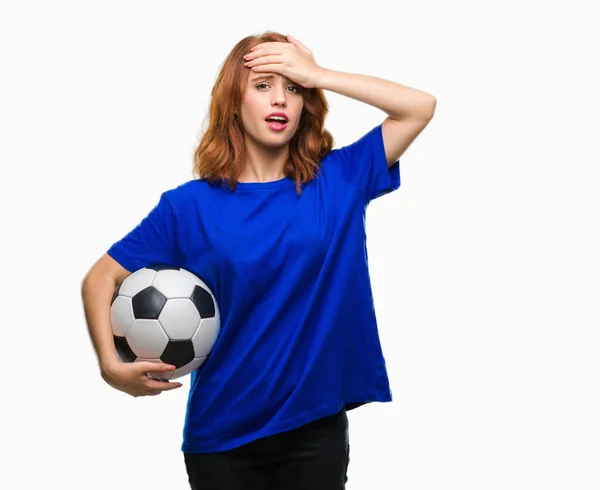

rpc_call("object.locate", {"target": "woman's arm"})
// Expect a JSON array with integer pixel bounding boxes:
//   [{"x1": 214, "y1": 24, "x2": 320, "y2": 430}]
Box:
[
  {"x1": 315, "y1": 68, "x2": 436, "y2": 121},
  {"x1": 81, "y1": 254, "x2": 130, "y2": 372}
]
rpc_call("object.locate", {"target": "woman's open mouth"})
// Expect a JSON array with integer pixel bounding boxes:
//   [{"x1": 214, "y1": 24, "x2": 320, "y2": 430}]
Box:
[{"x1": 265, "y1": 120, "x2": 288, "y2": 131}]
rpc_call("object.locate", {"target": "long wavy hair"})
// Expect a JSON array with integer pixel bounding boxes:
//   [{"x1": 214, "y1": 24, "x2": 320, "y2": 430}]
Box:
[{"x1": 192, "y1": 31, "x2": 334, "y2": 195}]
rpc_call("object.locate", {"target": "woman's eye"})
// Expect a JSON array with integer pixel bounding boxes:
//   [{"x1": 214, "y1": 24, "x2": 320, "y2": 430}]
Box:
[{"x1": 256, "y1": 83, "x2": 300, "y2": 93}]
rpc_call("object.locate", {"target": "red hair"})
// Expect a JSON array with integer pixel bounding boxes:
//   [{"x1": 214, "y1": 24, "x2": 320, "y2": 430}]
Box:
[{"x1": 192, "y1": 31, "x2": 334, "y2": 195}]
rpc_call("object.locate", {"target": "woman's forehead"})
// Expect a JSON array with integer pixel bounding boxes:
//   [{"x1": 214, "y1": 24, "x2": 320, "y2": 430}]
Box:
[{"x1": 249, "y1": 73, "x2": 294, "y2": 84}]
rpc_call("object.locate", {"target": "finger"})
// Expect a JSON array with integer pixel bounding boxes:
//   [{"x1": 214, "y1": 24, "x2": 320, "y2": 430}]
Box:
[
  {"x1": 148, "y1": 379, "x2": 183, "y2": 391},
  {"x1": 249, "y1": 63, "x2": 283, "y2": 73},
  {"x1": 246, "y1": 54, "x2": 284, "y2": 69},
  {"x1": 244, "y1": 50, "x2": 276, "y2": 61},
  {"x1": 136, "y1": 361, "x2": 176, "y2": 374},
  {"x1": 246, "y1": 51, "x2": 284, "y2": 65}
]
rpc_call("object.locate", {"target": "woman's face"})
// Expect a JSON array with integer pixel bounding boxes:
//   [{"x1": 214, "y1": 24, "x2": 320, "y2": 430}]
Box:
[{"x1": 240, "y1": 72, "x2": 304, "y2": 148}]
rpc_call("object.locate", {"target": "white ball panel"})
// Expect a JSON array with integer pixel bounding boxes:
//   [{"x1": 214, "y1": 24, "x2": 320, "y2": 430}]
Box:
[
  {"x1": 152, "y1": 269, "x2": 195, "y2": 298},
  {"x1": 158, "y1": 298, "x2": 201, "y2": 339},
  {"x1": 192, "y1": 317, "x2": 220, "y2": 357},
  {"x1": 180, "y1": 268, "x2": 212, "y2": 291},
  {"x1": 170, "y1": 357, "x2": 207, "y2": 380},
  {"x1": 110, "y1": 296, "x2": 134, "y2": 336},
  {"x1": 126, "y1": 319, "x2": 169, "y2": 358},
  {"x1": 119, "y1": 268, "x2": 157, "y2": 297}
]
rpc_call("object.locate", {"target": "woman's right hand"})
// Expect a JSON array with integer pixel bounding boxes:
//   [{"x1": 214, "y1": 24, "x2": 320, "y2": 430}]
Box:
[{"x1": 100, "y1": 359, "x2": 183, "y2": 397}]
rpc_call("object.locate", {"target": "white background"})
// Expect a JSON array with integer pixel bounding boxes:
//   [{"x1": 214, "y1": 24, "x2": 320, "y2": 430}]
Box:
[{"x1": 2, "y1": 1, "x2": 599, "y2": 489}]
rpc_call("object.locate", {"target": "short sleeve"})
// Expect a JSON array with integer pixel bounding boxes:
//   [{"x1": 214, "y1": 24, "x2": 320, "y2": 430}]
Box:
[
  {"x1": 106, "y1": 192, "x2": 178, "y2": 273},
  {"x1": 336, "y1": 123, "x2": 400, "y2": 203}
]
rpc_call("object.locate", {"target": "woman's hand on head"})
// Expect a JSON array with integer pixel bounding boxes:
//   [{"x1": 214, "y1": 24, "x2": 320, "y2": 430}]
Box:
[{"x1": 243, "y1": 35, "x2": 325, "y2": 89}]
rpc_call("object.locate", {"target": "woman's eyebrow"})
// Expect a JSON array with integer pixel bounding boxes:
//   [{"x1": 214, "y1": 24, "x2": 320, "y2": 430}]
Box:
[{"x1": 250, "y1": 74, "x2": 295, "y2": 83}]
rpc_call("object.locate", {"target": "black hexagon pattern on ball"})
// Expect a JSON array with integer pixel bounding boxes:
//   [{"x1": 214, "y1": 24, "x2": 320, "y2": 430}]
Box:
[
  {"x1": 114, "y1": 335, "x2": 136, "y2": 362},
  {"x1": 191, "y1": 285, "x2": 216, "y2": 318},
  {"x1": 161, "y1": 340, "x2": 195, "y2": 367},
  {"x1": 132, "y1": 287, "x2": 167, "y2": 319}
]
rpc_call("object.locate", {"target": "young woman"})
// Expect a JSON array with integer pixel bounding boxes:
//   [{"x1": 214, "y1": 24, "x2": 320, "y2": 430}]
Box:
[{"x1": 82, "y1": 31, "x2": 435, "y2": 490}]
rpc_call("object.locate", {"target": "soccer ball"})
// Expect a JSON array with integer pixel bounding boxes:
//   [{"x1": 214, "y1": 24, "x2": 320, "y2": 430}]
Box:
[{"x1": 110, "y1": 264, "x2": 220, "y2": 380}]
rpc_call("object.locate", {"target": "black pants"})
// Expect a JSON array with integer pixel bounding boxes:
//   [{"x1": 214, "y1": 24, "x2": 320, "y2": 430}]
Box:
[{"x1": 184, "y1": 408, "x2": 350, "y2": 490}]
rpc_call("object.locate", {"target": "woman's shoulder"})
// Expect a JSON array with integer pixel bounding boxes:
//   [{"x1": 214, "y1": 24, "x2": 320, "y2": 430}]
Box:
[
  {"x1": 156, "y1": 178, "x2": 214, "y2": 209},
  {"x1": 165, "y1": 178, "x2": 212, "y2": 196}
]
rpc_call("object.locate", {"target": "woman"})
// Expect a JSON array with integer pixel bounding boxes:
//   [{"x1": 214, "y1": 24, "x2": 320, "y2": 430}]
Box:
[{"x1": 82, "y1": 31, "x2": 435, "y2": 490}]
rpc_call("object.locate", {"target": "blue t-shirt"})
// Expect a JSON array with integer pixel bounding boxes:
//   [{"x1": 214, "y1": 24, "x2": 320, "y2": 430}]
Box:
[{"x1": 107, "y1": 122, "x2": 400, "y2": 453}]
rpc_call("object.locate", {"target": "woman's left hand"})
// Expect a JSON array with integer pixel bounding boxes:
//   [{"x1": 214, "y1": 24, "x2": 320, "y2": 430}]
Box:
[{"x1": 243, "y1": 35, "x2": 325, "y2": 89}]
